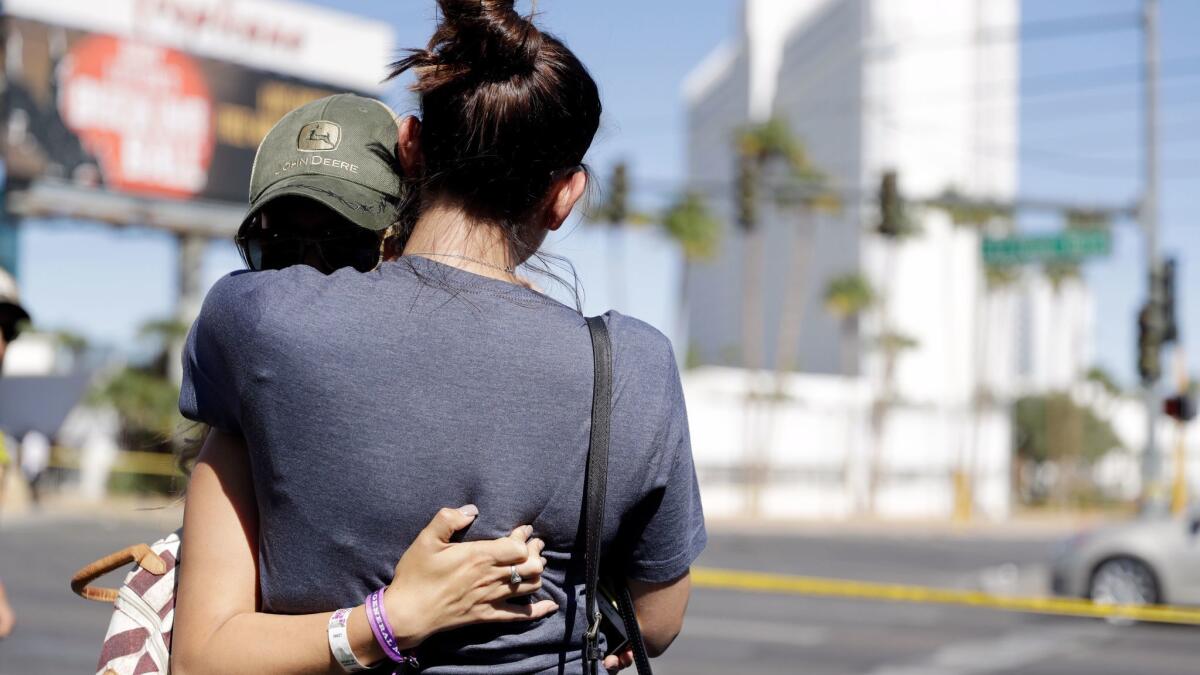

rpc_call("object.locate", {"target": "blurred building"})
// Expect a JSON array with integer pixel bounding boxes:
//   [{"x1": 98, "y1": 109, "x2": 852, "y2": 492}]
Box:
[
  {"x1": 681, "y1": 0, "x2": 1038, "y2": 519},
  {"x1": 1016, "y1": 274, "x2": 1095, "y2": 392},
  {"x1": 0, "y1": 331, "x2": 57, "y2": 376}
]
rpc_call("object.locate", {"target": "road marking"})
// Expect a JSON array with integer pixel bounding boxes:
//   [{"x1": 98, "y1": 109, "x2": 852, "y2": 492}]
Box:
[
  {"x1": 681, "y1": 617, "x2": 828, "y2": 648},
  {"x1": 966, "y1": 562, "x2": 1050, "y2": 597},
  {"x1": 692, "y1": 566, "x2": 1200, "y2": 625},
  {"x1": 867, "y1": 624, "x2": 1108, "y2": 675}
]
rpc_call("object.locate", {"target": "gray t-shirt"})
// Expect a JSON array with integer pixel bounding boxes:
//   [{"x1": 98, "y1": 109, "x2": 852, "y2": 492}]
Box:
[{"x1": 179, "y1": 256, "x2": 706, "y2": 674}]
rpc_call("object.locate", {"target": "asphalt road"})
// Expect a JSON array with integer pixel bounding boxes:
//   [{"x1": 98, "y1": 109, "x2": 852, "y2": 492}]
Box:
[{"x1": 0, "y1": 512, "x2": 1195, "y2": 675}]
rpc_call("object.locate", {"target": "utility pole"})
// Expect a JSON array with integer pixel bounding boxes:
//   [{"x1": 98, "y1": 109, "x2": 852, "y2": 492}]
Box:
[
  {"x1": 1140, "y1": 0, "x2": 1164, "y2": 512},
  {"x1": 168, "y1": 234, "x2": 206, "y2": 385}
]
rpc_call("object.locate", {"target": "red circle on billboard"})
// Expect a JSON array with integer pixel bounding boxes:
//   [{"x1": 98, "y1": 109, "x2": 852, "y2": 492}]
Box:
[{"x1": 57, "y1": 35, "x2": 215, "y2": 199}]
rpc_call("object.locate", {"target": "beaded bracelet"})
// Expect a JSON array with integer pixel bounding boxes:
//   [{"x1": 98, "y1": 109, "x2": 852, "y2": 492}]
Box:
[{"x1": 365, "y1": 588, "x2": 420, "y2": 672}]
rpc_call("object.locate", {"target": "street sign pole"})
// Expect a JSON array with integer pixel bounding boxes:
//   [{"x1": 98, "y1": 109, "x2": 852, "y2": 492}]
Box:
[{"x1": 1141, "y1": 0, "x2": 1164, "y2": 512}]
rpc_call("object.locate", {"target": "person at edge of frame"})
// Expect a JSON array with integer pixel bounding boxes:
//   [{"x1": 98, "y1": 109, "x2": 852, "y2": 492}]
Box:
[{"x1": 0, "y1": 266, "x2": 31, "y2": 640}]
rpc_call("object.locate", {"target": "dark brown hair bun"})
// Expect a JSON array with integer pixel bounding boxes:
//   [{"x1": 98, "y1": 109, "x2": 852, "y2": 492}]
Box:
[
  {"x1": 391, "y1": 0, "x2": 602, "y2": 228},
  {"x1": 425, "y1": 0, "x2": 544, "y2": 85}
]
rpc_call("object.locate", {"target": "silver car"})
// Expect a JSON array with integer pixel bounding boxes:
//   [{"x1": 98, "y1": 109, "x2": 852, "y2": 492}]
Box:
[{"x1": 1051, "y1": 512, "x2": 1200, "y2": 606}]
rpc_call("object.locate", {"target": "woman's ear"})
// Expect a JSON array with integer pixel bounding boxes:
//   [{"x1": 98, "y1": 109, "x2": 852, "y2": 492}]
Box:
[
  {"x1": 547, "y1": 170, "x2": 588, "y2": 232},
  {"x1": 396, "y1": 116, "x2": 423, "y2": 178}
]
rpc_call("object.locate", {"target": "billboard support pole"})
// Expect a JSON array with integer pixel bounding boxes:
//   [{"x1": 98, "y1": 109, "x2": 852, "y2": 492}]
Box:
[
  {"x1": 0, "y1": 16, "x2": 19, "y2": 280},
  {"x1": 169, "y1": 233, "x2": 207, "y2": 384},
  {"x1": 0, "y1": 190, "x2": 20, "y2": 279}
]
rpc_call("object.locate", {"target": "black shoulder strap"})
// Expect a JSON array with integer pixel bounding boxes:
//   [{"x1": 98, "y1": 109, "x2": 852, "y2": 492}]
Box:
[
  {"x1": 583, "y1": 315, "x2": 612, "y2": 674},
  {"x1": 583, "y1": 316, "x2": 653, "y2": 675}
]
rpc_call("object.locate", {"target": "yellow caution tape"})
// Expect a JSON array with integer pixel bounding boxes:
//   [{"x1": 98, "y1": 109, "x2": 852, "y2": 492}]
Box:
[
  {"x1": 692, "y1": 566, "x2": 1200, "y2": 625},
  {"x1": 110, "y1": 450, "x2": 181, "y2": 477},
  {"x1": 49, "y1": 448, "x2": 182, "y2": 477}
]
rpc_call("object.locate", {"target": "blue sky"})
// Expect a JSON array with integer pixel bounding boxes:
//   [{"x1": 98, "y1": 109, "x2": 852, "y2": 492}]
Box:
[
  {"x1": 1019, "y1": 0, "x2": 1199, "y2": 389},
  {"x1": 15, "y1": 0, "x2": 1200, "y2": 387}
]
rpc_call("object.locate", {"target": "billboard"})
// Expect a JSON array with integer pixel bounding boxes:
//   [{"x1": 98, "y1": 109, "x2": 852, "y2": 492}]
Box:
[{"x1": 1, "y1": 0, "x2": 394, "y2": 207}]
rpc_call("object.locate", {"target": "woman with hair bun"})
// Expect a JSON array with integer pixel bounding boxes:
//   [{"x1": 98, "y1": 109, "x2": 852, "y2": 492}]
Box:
[{"x1": 172, "y1": 2, "x2": 704, "y2": 673}]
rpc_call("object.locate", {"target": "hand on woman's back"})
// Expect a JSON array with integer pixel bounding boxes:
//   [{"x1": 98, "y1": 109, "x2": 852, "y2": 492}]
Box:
[{"x1": 385, "y1": 504, "x2": 555, "y2": 646}]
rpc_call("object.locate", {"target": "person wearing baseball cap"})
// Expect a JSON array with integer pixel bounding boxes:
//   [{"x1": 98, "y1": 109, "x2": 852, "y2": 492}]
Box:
[
  {"x1": 0, "y1": 267, "x2": 30, "y2": 371},
  {"x1": 234, "y1": 93, "x2": 410, "y2": 275},
  {"x1": 0, "y1": 266, "x2": 25, "y2": 638}
]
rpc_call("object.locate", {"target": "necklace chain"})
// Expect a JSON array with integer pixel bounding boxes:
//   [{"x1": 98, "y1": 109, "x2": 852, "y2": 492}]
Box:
[{"x1": 405, "y1": 252, "x2": 517, "y2": 275}]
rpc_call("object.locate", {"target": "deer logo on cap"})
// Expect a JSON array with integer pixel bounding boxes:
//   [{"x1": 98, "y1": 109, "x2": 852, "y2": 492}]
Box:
[{"x1": 297, "y1": 121, "x2": 341, "y2": 152}]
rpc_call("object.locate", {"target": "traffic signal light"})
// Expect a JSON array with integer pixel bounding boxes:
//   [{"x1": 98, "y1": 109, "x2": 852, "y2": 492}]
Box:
[
  {"x1": 606, "y1": 162, "x2": 629, "y2": 225},
  {"x1": 1161, "y1": 257, "x2": 1178, "y2": 344},
  {"x1": 1164, "y1": 393, "x2": 1196, "y2": 422},
  {"x1": 736, "y1": 153, "x2": 759, "y2": 231},
  {"x1": 878, "y1": 170, "x2": 904, "y2": 238},
  {"x1": 1137, "y1": 301, "x2": 1163, "y2": 385}
]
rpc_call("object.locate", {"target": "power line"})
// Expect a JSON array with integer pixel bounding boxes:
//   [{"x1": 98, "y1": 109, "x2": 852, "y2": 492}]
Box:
[
  {"x1": 774, "y1": 55, "x2": 1200, "y2": 124},
  {"x1": 864, "y1": 11, "x2": 1138, "y2": 55},
  {"x1": 1019, "y1": 11, "x2": 1140, "y2": 42},
  {"x1": 1024, "y1": 113, "x2": 1200, "y2": 145},
  {"x1": 1019, "y1": 87, "x2": 1200, "y2": 123},
  {"x1": 868, "y1": 112, "x2": 1200, "y2": 177},
  {"x1": 633, "y1": 175, "x2": 1138, "y2": 219},
  {"x1": 628, "y1": 59, "x2": 1200, "y2": 129}
]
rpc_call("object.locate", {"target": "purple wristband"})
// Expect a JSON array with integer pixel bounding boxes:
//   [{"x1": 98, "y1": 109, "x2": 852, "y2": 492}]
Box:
[{"x1": 365, "y1": 588, "x2": 420, "y2": 671}]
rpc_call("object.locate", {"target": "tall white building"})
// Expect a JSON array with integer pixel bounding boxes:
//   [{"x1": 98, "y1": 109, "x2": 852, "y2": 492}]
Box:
[
  {"x1": 680, "y1": 0, "x2": 1041, "y2": 519},
  {"x1": 685, "y1": 0, "x2": 1021, "y2": 379}
]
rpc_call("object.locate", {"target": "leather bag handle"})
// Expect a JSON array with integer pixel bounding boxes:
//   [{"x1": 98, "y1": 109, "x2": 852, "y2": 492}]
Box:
[{"x1": 71, "y1": 543, "x2": 167, "y2": 604}]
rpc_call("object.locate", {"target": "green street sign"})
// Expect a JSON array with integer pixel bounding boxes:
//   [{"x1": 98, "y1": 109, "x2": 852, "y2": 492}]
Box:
[{"x1": 982, "y1": 229, "x2": 1111, "y2": 266}]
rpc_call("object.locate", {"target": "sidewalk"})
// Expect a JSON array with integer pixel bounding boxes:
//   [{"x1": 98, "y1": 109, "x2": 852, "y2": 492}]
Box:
[
  {"x1": 1, "y1": 489, "x2": 1132, "y2": 541},
  {"x1": 0, "y1": 492, "x2": 183, "y2": 530},
  {"x1": 703, "y1": 509, "x2": 1127, "y2": 541}
]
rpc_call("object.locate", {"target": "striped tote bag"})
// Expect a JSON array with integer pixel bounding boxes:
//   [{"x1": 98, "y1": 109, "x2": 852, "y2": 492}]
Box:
[{"x1": 71, "y1": 531, "x2": 181, "y2": 675}]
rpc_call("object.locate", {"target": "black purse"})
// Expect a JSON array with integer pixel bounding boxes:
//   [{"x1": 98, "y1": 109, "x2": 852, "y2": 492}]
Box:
[{"x1": 582, "y1": 316, "x2": 653, "y2": 675}]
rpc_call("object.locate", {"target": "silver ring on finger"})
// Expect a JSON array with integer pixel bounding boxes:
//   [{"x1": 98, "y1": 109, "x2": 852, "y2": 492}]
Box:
[{"x1": 509, "y1": 565, "x2": 523, "y2": 585}]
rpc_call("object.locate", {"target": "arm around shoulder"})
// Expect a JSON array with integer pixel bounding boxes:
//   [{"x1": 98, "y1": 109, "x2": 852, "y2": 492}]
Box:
[
  {"x1": 172, "y1": 430, "x2": 560, "y2": 675},
  {"x1": 173, "y1": 429, "x2": 382, "y2": 675}
]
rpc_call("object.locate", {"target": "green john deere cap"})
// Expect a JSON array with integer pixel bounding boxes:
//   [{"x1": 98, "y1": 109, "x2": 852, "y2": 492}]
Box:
[{"x1": 245, "y1": 93, "x2": 403, "y2": 233}]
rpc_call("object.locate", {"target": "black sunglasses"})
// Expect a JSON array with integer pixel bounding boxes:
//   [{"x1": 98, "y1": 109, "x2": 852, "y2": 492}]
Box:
[{"x1": 236, "y1": 228, "x2": 383, "y2": 274}]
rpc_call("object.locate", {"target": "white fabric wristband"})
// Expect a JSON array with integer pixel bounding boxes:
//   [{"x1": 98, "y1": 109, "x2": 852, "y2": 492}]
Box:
[{"x1": 328, "y1": 607, "x2": 371, "y2": 672}]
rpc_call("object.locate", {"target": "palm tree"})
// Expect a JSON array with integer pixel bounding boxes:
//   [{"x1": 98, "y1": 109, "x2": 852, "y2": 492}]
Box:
[
  {"x1": 861, "y1": 171, "x2": 925, "y2": 514},
  {"x1": 771, "y1": 166, "x2": 840, "y2": 378},
  {"x1": 734, "y1": 118, "x2": 840, "y2": 515},
  {"x1": 48, "y1": 329, "x2": 89, "y2": 370},
  {"x1": 823, "y1": 273, "x2": 874, "y2": 375},
  {"x1": 733, "y1": 134, "x2": 765, "y2": 372},
  {"x1": 824, "y1": 273, "x2": 876, "y2": 507},
  {"x1": 931, "y1": 186, "x2": 1017, "y2": 520},
  {"x1": 660, "y1": 191, "x2": 720, "y2": 363},
  {"x1": 594, "y1": 162, "x2": 632, "y2": 309},
  {"x1": 139, "y1": 318, "x2": 192, "y2": 379},
  {"x1": 733, "y1": 120, "x2": 801, "y2": 516},
  {"x1": 88, "y1": 317, "x2": 190, "y2": 458},
  {"x1": 737, "y1": 119, "x2": 837, "y2": 374}
]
